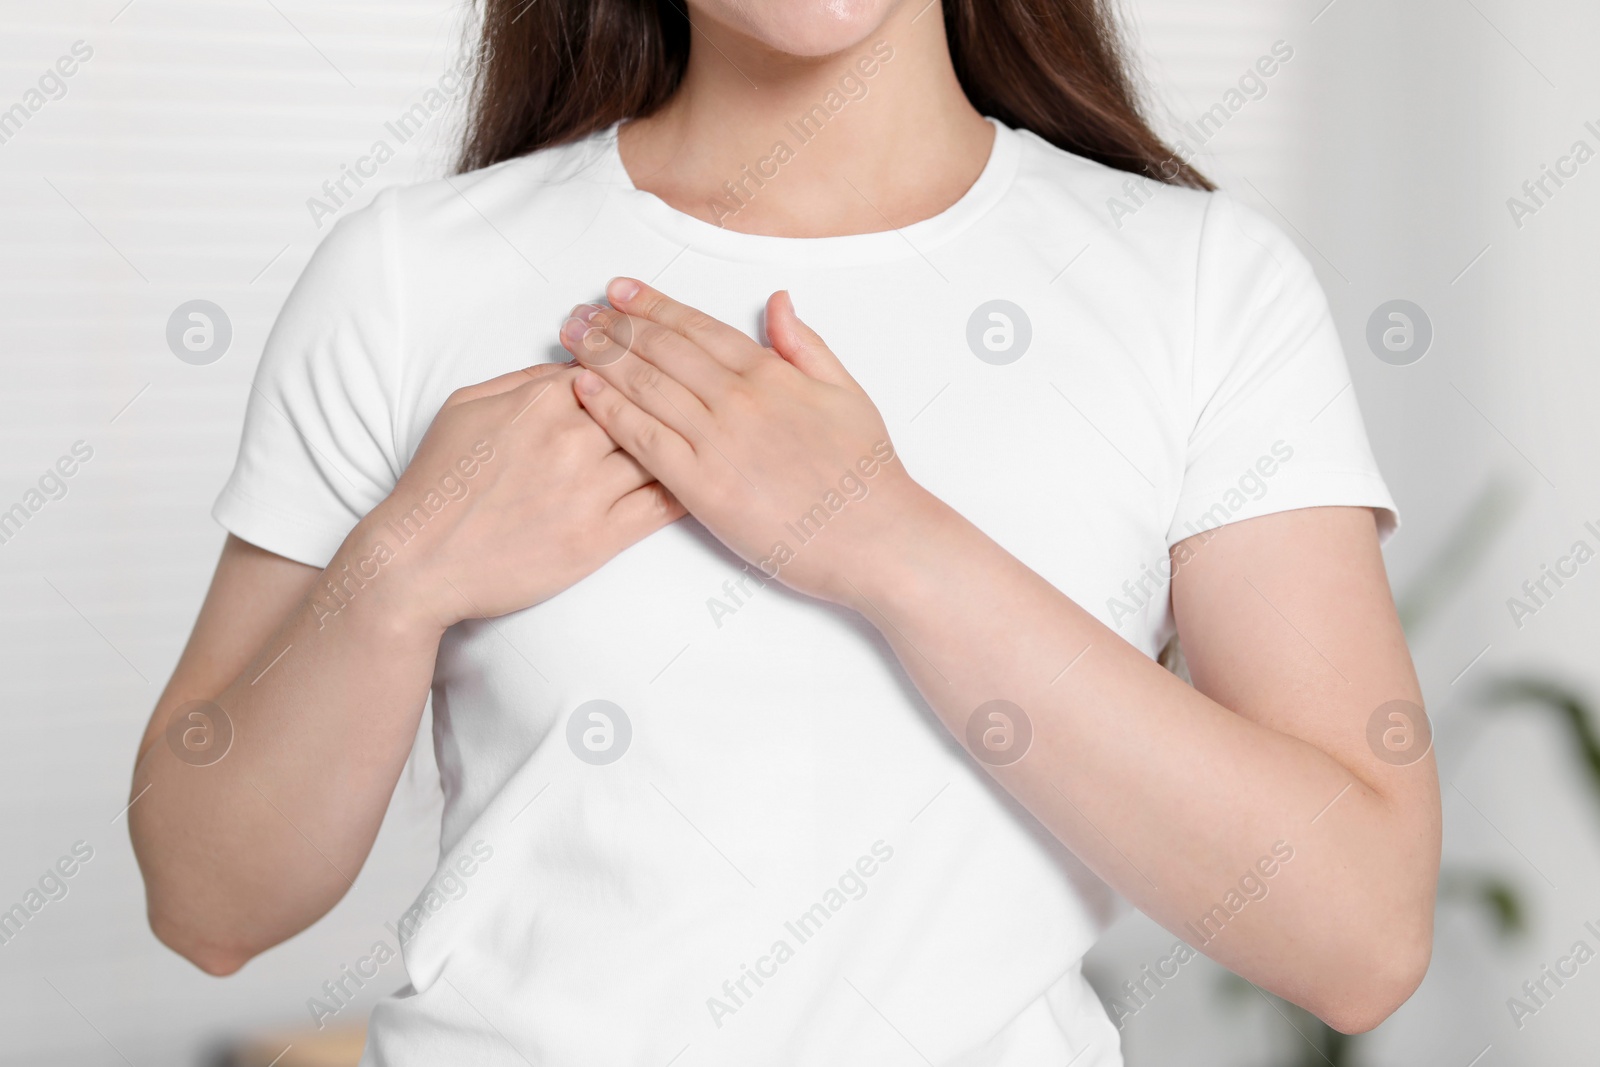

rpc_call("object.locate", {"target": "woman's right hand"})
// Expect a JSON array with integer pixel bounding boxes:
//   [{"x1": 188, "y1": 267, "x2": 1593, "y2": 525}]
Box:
[{"x1": 363, "y1": 360, "x2": 685, "y2": 629}]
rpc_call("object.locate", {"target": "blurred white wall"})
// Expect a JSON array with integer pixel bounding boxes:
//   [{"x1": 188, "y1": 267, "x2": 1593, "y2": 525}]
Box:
[
  {"x1": 0, "y1": 2, "x2": 466, "y2": 1062},
  {"x1": 1, "y1": 0, "x2": 1596, "y2": 1064}
]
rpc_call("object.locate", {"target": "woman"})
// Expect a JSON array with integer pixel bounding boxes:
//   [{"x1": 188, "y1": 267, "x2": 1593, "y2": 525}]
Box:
[{"x1": 130, "y1": 1, "x2": 1441, "y2": 1063}]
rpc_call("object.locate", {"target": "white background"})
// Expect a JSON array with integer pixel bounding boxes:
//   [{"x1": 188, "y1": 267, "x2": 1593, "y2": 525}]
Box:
[{"x1": 1, "y1": 0, "x2": 1597, "y2": 1063}]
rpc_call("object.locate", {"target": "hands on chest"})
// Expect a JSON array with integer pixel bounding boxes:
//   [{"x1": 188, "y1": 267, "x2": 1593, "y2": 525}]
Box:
[
  {"x1": 385, "y1": 277, "x2": 934, "y2": 625},
  {"x1": 561, "y1": 278, "x2": 930, "y2": 608}
]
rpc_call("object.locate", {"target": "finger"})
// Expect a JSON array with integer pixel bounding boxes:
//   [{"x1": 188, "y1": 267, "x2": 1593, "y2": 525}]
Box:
[
  {"x1": 596, "y1": 443, "x2": 656, "y2": 495},
  {"x1": 605, "y1": 277, "x2": 761, "y2": 372},
  {"x1": 503, "y1": 366, "x2": 584, "y2": 426},
  {"x1": 607, "y1": 480, "x2": 686, "y2": 541},
  {"x1": 578, "y1": 303, "x2": 735, "y2": 404},
  {"x1": 452, "y1": 360, "x2": 573, "y2": 405},
  {"x1": 765, "y1": 290, "x2": 858, "y2": 388},
  {"x1": 573, "y1": 368, "x2": 694, "y2": 480},
  {"x1": 562, "y1": 310, "x2": 713, "y2": 442}
]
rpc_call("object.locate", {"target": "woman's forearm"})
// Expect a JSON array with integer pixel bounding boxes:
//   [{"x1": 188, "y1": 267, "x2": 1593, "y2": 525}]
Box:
[
  {"x1": 130, "y1": 518, "x2": 446, "y2": 974},
  {"x1": 843, "y1": 491, "x2": 1437, "y2": 1033},
  {"x1": 133, "y1": 362, "x2": 684, "y2": 975}
]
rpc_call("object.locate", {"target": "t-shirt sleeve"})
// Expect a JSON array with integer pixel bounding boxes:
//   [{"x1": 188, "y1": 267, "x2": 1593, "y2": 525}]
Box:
[
  {"x1": 212, "y1": 189, "x2": 403, "y2": 568},
  {"x1": 1166, "y1": 192, "x2": 1399, "y2": 547}
]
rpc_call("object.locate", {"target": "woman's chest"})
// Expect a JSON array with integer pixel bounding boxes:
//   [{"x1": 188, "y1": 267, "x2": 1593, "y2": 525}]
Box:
[{"x1": 412, "y1": 257, "x2": 1195, "y2": 684}]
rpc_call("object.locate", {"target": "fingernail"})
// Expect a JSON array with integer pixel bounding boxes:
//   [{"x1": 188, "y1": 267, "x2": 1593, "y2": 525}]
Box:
[
  {"x1": 571, "y1": 303, "x2": 602, "y2": 323},
  {"x1": 575, "y1": 369, "x2": 603, "y2": 395},
  {"x1": 561, "y1": 317, "x2": 587, "y2": 344},
  {"x1": 608, "y1": 277, "x2": 640, "y2": 302}
]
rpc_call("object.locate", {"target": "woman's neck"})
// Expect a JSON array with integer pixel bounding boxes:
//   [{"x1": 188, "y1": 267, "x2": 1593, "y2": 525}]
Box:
[{"x1": 617, "y1": 3, "x2": 994, "y2": 238}]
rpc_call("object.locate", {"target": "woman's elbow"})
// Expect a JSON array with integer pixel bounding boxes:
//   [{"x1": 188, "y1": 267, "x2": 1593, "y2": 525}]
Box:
[
  {"x1": 147, "y1": 904, "x2": 257, "y2": 977},
  {"x1": 1315, "y1": 921, "x2": 1434, "y2": 1034}
]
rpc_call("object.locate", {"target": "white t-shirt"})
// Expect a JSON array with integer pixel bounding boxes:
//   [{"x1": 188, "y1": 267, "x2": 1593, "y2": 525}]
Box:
[{"x1": 216, "y1": 118, "x2": 1397, "y2": 1067}]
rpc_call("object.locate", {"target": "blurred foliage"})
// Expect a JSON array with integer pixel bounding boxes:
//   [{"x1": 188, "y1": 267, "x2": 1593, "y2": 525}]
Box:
[
  {"x1": 1217, "y1": 975, "x2": 1352, "y2": 1067},
  {"x1": 1485, "y1": 677, "x2": 1600, "y2": 799},
  {"x1": 1392, "y1": 477, "x2": 1522, "y2": 636},
  {"x1": 1437, "y1": 871, "x2": 1525, "y2": 939},
  {"x1": 1278, "y1": 998, "x2": 1352, "y2": 1067}
]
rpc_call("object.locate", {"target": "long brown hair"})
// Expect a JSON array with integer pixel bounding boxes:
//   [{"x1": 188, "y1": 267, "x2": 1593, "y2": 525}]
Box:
[{"x1": 456, "y1": 0, "x2": 1210, "y2": 191}]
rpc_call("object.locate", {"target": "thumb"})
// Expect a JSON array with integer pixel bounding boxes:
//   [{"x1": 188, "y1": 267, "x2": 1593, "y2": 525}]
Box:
[{"x1": 765, "y1": 291, "x2": 856, "y2": 388}]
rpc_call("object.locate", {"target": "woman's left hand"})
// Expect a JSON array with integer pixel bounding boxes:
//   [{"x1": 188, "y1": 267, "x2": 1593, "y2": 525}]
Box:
[{"x1": 558, "y1": 277, "x2": 928, "y2": 607}]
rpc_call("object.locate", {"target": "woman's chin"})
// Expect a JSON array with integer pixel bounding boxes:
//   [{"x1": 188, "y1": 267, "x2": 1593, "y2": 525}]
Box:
[{"x1": 703, "y1": 0, "x2": 901, "y2": 59}]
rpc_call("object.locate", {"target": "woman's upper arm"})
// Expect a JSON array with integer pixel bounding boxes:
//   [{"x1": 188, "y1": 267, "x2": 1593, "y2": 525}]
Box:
[
  {"x1": 134, "y1": 534, "x2": 320, "y2": 768},
  {"x1": 1170, "y1": 505, "x2": 1440, "y2": 812}
]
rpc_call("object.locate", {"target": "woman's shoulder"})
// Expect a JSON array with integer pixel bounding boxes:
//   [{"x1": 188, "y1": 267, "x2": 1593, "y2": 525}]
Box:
[
  {"x1": 1010, "y1": 126, "x2": 1210, "y2": 221},
  {"x1": 320, "y1": 130, "x2": 621, "y2": 268},
  {"x1": 404, "y1": 130, "x2": 618, "y2": 213},
  {"x1": 1007, "y1": 125, "x2": 1316, "y2": 298}
]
